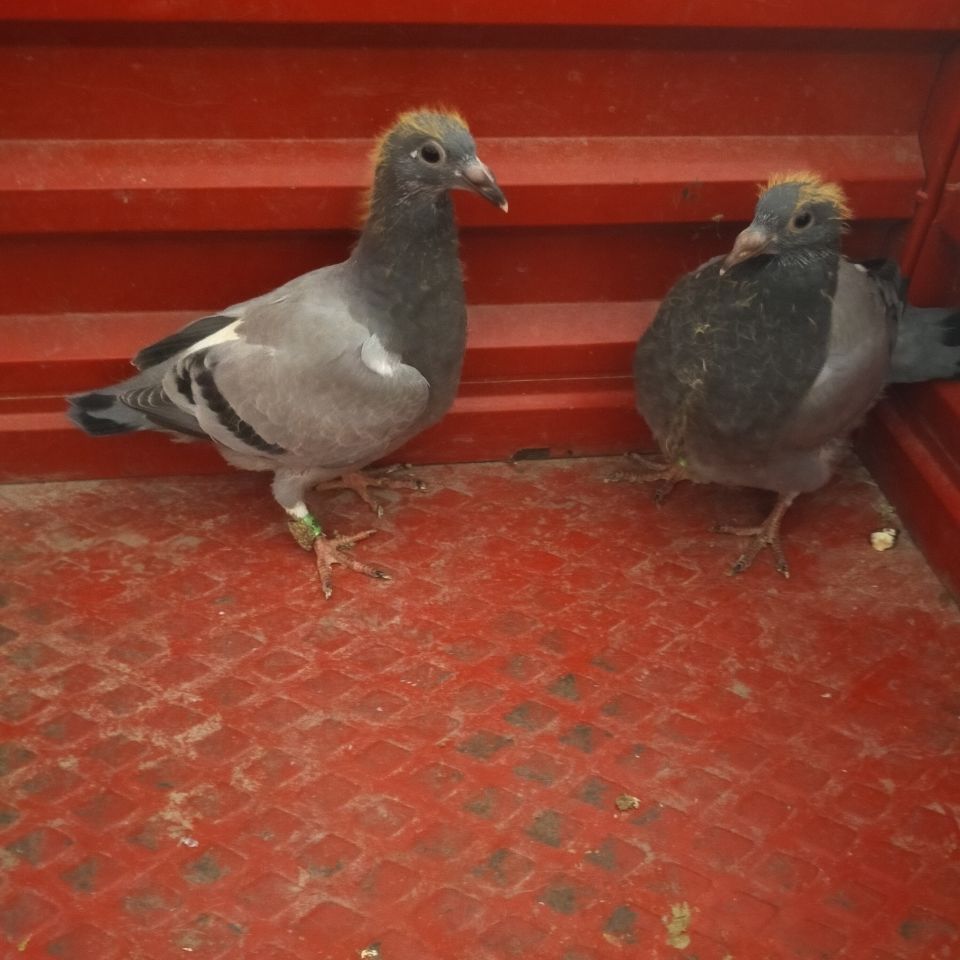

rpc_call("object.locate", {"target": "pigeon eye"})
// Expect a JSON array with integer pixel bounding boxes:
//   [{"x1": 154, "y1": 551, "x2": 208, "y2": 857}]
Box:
[
  {"x1": 792, "y1": 211, "x2": 813, "y2": 230},
  {"x1": 419, "y1": 142, "x2": 444, "y2": 165}
]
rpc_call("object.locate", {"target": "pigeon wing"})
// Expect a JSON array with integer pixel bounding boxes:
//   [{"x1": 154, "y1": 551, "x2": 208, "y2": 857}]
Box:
[
  {"x1": 166, "y1": 280, "x2": 430, "y2": 470},
  {"x1": 781, "y1": 259, "x2": 896, "y2": 449}
]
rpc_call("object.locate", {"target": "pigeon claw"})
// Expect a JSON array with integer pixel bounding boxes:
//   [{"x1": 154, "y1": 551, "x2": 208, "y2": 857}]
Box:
[
  {"x1": 315, "y1": 467, "x2": 427, "y2": 516},
  {"x1": 715, "y1": 492, "x2": 796, "y2": 579},
  {"x1": 380, "y1": 464, "x2": 428, "y2": 493},
  {"x1": 653, "y1": 480, "x2": 678, "y2": 506},
  {"x1": 715, "y1": 524, "x2": 791, "y2": 579},
  {"x1": 604, "y1": 454, "x2": 685, "y2": 506},
  {"x1": 718, "y1": 524, "x2": 790, "y2": 578},
  {"x1": 312, "y1": 529, "x2": 391, "y2": 600}
]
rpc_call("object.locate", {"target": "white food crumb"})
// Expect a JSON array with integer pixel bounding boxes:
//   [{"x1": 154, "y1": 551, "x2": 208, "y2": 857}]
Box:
[{"x1": 869, "y1": 528, "x2": 899, "y2": 551}]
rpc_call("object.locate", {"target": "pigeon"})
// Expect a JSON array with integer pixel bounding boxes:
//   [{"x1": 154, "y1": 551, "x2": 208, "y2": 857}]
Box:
[
  {"x1": 623, "y1": 171, "x2": 960, "y2": 577},
  {"x1": 67, "y1": 109, "x2": 507, "y2": 597}
]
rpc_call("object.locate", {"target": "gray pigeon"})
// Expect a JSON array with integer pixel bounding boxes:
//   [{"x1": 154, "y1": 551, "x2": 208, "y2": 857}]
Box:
[
  {"x1": 625, "y1": 171, "x2": 960, "y2": 577},
  {"x1": 68, "y1": 109, "x2": 507, "y2": 597}
]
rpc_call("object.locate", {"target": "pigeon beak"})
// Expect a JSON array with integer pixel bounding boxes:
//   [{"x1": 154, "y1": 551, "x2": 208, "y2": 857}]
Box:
[
  {"x1": 720, "y1": 225, "x2": 777, "y2": 274},
  {"x1": 461, "y1": 159, "x2": 509, "y2": 212}
]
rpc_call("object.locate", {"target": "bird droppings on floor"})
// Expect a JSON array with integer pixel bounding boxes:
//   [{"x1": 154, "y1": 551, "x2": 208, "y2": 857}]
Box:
[
  {"x1": 1, "y1": 456, "x2": 959, "y2": 960},
  {"x1": 663, "y1": 901, "x2": 693, "y2": 950}
]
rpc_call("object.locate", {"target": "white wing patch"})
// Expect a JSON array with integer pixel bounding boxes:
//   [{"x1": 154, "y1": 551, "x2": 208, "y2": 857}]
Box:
[
  {"x1": 182, "y1": 320, "x2": 243, "y2": 358},
  {"x1": 360, "y1": 334, "x2": 403, "y2": 378}
]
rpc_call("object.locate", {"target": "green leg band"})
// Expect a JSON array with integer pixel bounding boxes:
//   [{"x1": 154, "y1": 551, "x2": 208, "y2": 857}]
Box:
[
  {"x1": 301, "y1": 513, "x2": 324, "y2": 539},
  {"x1": 288, "y1": 512, "x2": 325, "y2": 550}
]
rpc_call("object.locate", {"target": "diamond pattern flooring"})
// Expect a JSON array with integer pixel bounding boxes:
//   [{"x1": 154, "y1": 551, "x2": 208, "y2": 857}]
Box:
[{"x1": 1, "y1": 457, "x2": 958, "y2": 959}]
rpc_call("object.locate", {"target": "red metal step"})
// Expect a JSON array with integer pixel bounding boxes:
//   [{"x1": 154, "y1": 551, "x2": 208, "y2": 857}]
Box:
[
  {"x1": 0, "y1": 135, "x2": 923, "y2": 234},
  {"x1": 0, "y1": 302, "x2": 652, "y2": 482},
  {"x1": 0, "y1": 302, "x2": 649, "y2": 398},
  {"x1": 2, "y1": 221, "x2": 910, "y2": 315},
  {"x1": 1, "y1": 23, "x2": 950, "y2": 142}
]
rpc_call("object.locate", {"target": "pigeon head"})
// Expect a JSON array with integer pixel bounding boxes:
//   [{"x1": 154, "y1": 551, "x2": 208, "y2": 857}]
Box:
[
  {"x1": 721, "y1": 172, "x2": 850, "y2": 273},
  {"x1": 372, "y1": 108, "x2": 508, "y2": 211}
]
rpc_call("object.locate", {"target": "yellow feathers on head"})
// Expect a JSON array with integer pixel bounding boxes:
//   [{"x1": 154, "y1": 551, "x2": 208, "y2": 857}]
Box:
[
  {"x1": 371, "y1": 107, "x2": 469, "y2": 165},
  {"x1": 761, "y1": 171, "x2": 852, "y2": 220}
]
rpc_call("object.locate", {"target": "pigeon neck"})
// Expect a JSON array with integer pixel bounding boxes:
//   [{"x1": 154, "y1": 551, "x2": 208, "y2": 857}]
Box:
[
  {"x1": 774, "y1": 245, "x2": 838, "y2": 270},
  {"x1": 351, "y1": 178, "x2": 459, "y2": 278},
  {"x1": 347, "y1": 175, "x2": 468, "y2": 429}
]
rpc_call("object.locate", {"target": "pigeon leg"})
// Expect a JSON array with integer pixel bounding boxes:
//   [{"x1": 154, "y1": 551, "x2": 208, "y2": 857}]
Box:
[
  {"x1": 314, "y1": 466, "x2": 427, "y2": 517},
  {"x1": 715, "y1": 492, "x2": 797, "y2": 578},
  {"x1": 286, "y1": 512, "x2": 391, "y2": 599},
  {"x1": 604, "y1": 454, "x2": 686, "y2": 505}
]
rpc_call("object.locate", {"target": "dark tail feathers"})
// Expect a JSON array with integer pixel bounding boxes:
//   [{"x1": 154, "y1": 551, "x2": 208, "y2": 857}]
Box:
[
  {"x1": 67, "y1": 389, "x2": 147, "y2": 436},
  {"x1": 890, "y1": 307, "x2": 960, "y2": 384}
]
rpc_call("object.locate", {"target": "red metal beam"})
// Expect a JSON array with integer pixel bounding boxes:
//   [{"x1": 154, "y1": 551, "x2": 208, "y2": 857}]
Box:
[
  {"x1": 3, "y1": 1, "x2": 960, "y2": 30},
  {"x1": 899, "y1": 51, "x2": 960, "y2": 278},
  {"x1": 854, "y1": 43, "x2": 960, "y2": 597}
]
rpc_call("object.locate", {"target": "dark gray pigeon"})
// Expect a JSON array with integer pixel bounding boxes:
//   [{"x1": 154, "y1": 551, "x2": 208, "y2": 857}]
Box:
[
  {"x1": 68, "y1": 109, "x2": 507, "y2": 597},
  {"x1": 623, "y1": 171, "x2": 960, "y2": 577}
]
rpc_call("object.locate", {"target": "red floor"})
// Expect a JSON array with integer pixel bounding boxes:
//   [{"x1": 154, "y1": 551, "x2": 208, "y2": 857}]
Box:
[{"x1": 1, "y1": 456, "x2": 958, "y2": 960}]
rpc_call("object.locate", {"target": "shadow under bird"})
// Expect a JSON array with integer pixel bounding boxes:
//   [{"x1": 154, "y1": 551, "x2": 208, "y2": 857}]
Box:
[
  {"x1": 67, "y1": 109, "x2": 507, "y2": 598},
  {"x1": 621, "y1": 172, "x2": 960, "y2": 577}
]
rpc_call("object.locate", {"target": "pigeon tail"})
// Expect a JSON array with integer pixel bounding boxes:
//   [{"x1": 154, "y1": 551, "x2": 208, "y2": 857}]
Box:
[
  {"x1": 890, "y1": 306, "x2": 960, "y2": 383},
  {"x1": 67, "y1": 389, "x2": 148, "y2": 436}
]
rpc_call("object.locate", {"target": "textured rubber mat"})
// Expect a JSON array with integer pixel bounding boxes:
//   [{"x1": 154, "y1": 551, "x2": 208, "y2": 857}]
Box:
[{"x1": 0, "y1": 457, "x2": 958, "y2": 959}]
